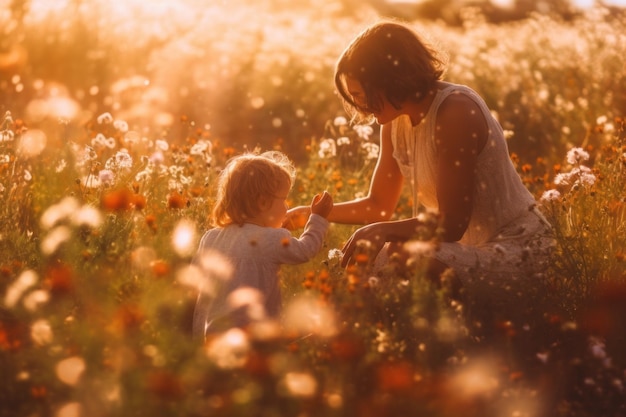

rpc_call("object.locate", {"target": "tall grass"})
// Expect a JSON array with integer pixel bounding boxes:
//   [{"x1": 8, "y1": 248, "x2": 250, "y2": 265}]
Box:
[{"x1": 1, "y1": 2, "x2": 626, "y2": 416}]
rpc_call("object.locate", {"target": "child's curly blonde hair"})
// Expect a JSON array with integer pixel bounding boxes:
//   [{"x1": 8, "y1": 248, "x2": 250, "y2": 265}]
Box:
[{"x1": 212, "y1": 151, "x2": 296, "y2": 227}]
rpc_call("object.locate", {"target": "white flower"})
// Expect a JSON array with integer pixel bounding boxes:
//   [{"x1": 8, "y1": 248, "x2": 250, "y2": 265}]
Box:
[
  {"x1": 97, "y1": 112, "x2": 114, "y2": 124},
  {"x1": 333, "y1": 116, "x2": 348, "y2": 126},
  {"x1": 353, "y1": 124, "x2": 373, "y2": 140},
  {"x1": 318, "y1": 139, "x2": 337, "y2": 158},
  {"x1": 155, "y1": 139, "x2": 169, "y2": 151},
  {"x1": 55, "y1": 159, "x2": 67, "y2": 173},
  {"x1": 328, "y1": 248, "x2": 343, "y2": 261},
  {"x1": 113, "y1": 119, "x2": 128, "y2": 132},
  {"x1": 361, "y1": 142, "x2": 380, "y2": 160},
  {"x1": 336, "y1": 136, "x2": 350, "y2": 146},
  {"x1": 149, "y1": 151, "x2": 164, "y2": 165},
  {"x1": 540, "y1": 189, "x2": 561, "y2": 202},
  {"x1": 98, "y1": 169, "x2": 115, "y2": 185},
  {"x1": 1, "y1": 129, "x2": 14, "y2": 142},
  {"x1": 105, "y1": 150, "x2": 133, "y2": 170},
  {"x1": 71, "y1": 205, "x2": 103, "y2": 229},
  {"x1": 116, "y1": 151, "x2": 133, "y2": 168},
  {"x1": 566, "y1": 147, "x2": 590, "y2": 165},
  {"x1": 190, "y1": 140, "x2": 211, "y2": 156}
]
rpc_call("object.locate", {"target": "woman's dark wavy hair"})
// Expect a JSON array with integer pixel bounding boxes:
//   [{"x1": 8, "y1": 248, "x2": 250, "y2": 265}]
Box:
[{"x1": 334, "y1": 20, "x2": 447, "y2": 124}]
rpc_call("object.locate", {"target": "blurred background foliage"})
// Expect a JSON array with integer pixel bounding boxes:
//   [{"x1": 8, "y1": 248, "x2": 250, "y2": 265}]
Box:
[{"x1": 1, "y1": 0, "x2": 625, "y2": 165}]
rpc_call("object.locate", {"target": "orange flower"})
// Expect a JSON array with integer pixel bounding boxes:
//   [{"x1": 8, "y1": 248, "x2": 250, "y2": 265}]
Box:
[
  {"x1": 145, "y1": 214, "x2": 157, "y2": 232},
  {"x1": 132, "y1": 193, "x2": 146, "y2": 210},
  {"x1": 377, "y1": 361, "x2": 414, "y2": 392},
  {"x1": 223, "y1": 147, "x2": 236, "y2": 158},
  {"x1": 101, "y1": 188, "x2": 133, "y2": 211},
  {"x1": 167, "y1": 192, "x2": 186, "y2": 209},
  {"x1": 151, "y1": 259, "x2": 170, "y2": 277},
  {"x1": 44, "y1": 262, "x2": 74, "y2": 295},
  {"x1": 318, "y1": 269, "x2": 329, "y2": 282},
  {"x1": 354, "y1": 253, "x2": 369, "y2": 265},
  {"x1": 189, "y1": 186, "x2": 204, "y2": 197}
]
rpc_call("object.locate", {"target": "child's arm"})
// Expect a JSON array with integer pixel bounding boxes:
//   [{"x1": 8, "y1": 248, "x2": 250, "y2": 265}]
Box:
[{"x1": 272, "y1": 192, "x2": 334, "y2": 264}]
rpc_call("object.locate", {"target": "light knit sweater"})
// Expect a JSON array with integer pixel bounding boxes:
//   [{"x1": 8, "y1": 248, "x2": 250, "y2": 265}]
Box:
[{"x1": 192, "y1": 214, "x2": 328, "y2": 339}]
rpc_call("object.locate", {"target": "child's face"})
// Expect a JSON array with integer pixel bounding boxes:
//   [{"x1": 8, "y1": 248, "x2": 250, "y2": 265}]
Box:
[{"x1": 260, "y1": 178, "x2": 291, "y2": 228}]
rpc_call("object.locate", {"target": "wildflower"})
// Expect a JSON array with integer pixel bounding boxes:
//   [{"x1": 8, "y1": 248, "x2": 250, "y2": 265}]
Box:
[
  {"x1": 333, "y1": 116, "x2": 347, "y2": 126},
  {"x1": 149, "y1": 151, "x2": 164, "y2": 165},
  {"x1": 97, "y1": 112, "x2": 113, "y2": 124},
  {"x1": 101, "y1": 188, "x2": 133, "y2": 211},
  {"x1": 155, "y1": 139, "x2": 169, "y2": 151},
  {"x1": 114, "y1": 150, "x2": 133, "y2": 169},
  {"x1": 336, "y1": 136, "x2": 350, "y2": 146},
  {"x1": 354, "y1": 124, "x2": 374, "y2": 140},
  {"x1": 167, "y1": 192, "x2": 186, "y2": 209},
  {"x1": 361, "y1": 142, "x2": 380, "y2": 160},
  {"x1": 1, "y1": 129, "x2": 14, "y2": 142},
  {"x1": 150, "y1": 260, "x2": 170, "y2": 277},
  {"x1": 40, "y1": 197, "x2": 80, "y2": 229},
  {"x1": 98, "y1": 169, "x2": 115, "y2": 186},
  {"x1": 280, "y1": 372, "x2": 317, "y2": 398},
  {"x1": 44, "y1": 262, "x2": 74, "y2": 295},
  {"x1": 282, "y1": 295, "x2": 337, "y2": 337},
  {"x1": 227, "y1": 287, "x2": 266, "y2": 321},
  {"x1": 4, "y1": 269, "x2": 38, "y2": 308},
  {"x1": 113, "y1": 119, "x2": 128, "y2": 132},
  {"x1": 318, "y1": 139, "x2": 337, "y2": 158},
  {"x1": 190, "y1": 140, "x2": 212, "y2": 156},
  {"x1": 41, "y1": 226, "x2": 72, "y2": 255},
  {"x1": 23, "y1": 170, "x2": 31, "y2": 181},
  {"x1": 540, "y1": 189, "x2": 561, "y2": 202},
  {"x1": 56, "y1": 356, "x2": 86, "y2": 386},
  {"x1": 55, "y1": 159, "x2": 67, "y2": 172},
  {"x1": 328, "y1": 248, "x2": 343, "y2": 261},
  {"x1": 30, "y1": 319, "x2": 53, "y2": 345},
  {"x1": 17, "y1": 129, "x2": 47, "y2": 157},
  {"x1": 377, "y1": 361, "x2": 414, "y2": 392},
  {"x1": 205, "y1": 328, "x2": 250, "y2": 369},
  {"x1": 566, "y1": 147, "x2": 590, "y2": 165},
  {"x1": 70, "y1": 205, "x2": 103, "y2": 229}
]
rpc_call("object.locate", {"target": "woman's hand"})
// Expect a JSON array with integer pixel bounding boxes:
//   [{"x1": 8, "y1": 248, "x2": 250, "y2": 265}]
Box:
[
  {"x1": 311, "y1": 191, "x2": 333, "y2": 218},
  {"x1": 340, "y1": 222, "x2": 388, "y2": 267}
]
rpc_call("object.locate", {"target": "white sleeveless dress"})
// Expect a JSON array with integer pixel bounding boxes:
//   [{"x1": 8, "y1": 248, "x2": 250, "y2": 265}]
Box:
[{"x1": 388, "y1": 82, "x2": 553, "y2": 291}]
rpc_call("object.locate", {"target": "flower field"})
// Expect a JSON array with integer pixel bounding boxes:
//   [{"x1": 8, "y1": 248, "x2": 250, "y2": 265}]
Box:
[{"x1": 1, "y1": 1, "x2": 626, "y2": 416}]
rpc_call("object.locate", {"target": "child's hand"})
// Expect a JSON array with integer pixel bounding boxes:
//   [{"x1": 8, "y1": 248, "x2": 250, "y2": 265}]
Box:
[{"x1": 311, "y1": 191, "x2": 333, "y2": 218}]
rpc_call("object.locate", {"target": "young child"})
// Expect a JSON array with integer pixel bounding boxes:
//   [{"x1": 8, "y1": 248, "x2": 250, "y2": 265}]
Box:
[{"x1": 192, "y1": 151, "x2": 333, "y2": 339}]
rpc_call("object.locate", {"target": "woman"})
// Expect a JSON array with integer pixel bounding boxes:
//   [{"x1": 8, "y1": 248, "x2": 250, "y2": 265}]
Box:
[{"x1": 287, "y1": 20, "x2": 553, "y2": 300}]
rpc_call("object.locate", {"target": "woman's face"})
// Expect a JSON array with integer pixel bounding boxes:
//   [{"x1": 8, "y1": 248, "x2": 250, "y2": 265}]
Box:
[{"x1": 344, "y1": 76, "x2": 399, "y2": 125}]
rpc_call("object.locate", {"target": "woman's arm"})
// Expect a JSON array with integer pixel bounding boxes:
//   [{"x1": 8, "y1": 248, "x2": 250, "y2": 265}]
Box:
[
  {"x1": 434, "y1": 93, "x2": 487, "y2": 241},
  {"x1": 285, "y1": 123, "x2": 404, "y2": 229}
]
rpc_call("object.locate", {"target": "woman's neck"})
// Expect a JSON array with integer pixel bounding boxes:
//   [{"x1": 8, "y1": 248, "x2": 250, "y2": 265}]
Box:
[{"x1": 406, "y1": 84, "x2": 439, "y2": 126}]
